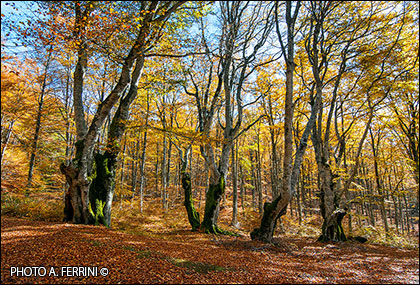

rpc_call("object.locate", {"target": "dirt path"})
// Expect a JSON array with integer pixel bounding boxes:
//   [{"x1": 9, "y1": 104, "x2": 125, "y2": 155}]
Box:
[{"x1": 1, "y1": 216, "x2": 418, "y2": 284}]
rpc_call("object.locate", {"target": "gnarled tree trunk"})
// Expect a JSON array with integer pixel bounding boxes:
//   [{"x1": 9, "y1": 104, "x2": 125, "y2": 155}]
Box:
[
  {"x1": 317, "y1": 162, "x2": 347, "y2": 242},
  {"x1": 60, "y1": 1, "x2": 186, "y2": 226}
]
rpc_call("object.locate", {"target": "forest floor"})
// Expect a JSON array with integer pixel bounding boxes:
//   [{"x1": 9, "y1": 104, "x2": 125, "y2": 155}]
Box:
[{"x1": 1, "y1": 215, "x2": 419, "y2": 284}]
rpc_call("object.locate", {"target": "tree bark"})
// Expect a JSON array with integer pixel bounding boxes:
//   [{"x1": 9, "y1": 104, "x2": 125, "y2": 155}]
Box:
[
  {"x1": 89, "y1": 56, "x2": 145, "y2": 226},
  {"x1": 61, "y1": 1, "x2": 186, "y2": 225},
  {"x1": 251, "y1": 1, "x2": 302, "y2": 243},
  {"x1": 179, "y1": 147, "x2": 200, "y2": 231},
  {"x1": 201, "y1": 170, "x2": 227, "y2": 234},
  {"x1": 231, "y1": 141, "x2": 239, "y2": 227}
]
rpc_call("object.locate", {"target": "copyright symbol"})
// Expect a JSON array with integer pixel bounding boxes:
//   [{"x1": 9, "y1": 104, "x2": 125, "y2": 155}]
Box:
[{"x1": 100, "y1": 267, "x2": 108, "y2": 276}]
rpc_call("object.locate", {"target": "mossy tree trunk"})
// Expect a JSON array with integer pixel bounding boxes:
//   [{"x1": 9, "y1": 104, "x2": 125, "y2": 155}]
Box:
[
  {"x1": 200, "y1": 173, "x2": 226, "y2": 234},
  {"x1": 250, "y1": 194, "x2": 288, "y2": 243},
  {"x1": 89, "y1": 57, "x2": 145, "y2": 227},
  {"x1": 182, "y1": 171, "x2": 200, "y2": 231},
  {"x1": 178, "y1": 146, "x2": 200, "y2": 231},
  {"x1": 89, "y1": 151, "x2": 117, "y2": 226}
]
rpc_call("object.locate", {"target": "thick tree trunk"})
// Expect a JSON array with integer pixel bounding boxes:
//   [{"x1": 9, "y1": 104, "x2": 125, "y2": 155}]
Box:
[
  {"x1": 61, "y1": 2, "x2": 185, "y2": 226},
  {"x1": 88, "y1": 151, "x2": 116, "y2": 226},
  {"x1": 317, "y1": 162, "x2": 347, "y2": 242},
  {"x1": 250, "y1": 194, "x2": 288, "y2": 242},
  {"x1": 61, "y1": 140, "x2": 94, "y2": 224},
  {"x1": 201, "y1": 173, "x2": 226, "y2": 234},
  {"x1": 180, "y1": 147, "x2": 200, "y2": 231},
  {"x1": 90, "y1": 57, "x2": 144, "y2": 226}
]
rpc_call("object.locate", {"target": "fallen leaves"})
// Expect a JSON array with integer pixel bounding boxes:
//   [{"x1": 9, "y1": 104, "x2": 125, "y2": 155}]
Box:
[{"x1": 1, "y1": 216, "x2": 419, "y2": 284}]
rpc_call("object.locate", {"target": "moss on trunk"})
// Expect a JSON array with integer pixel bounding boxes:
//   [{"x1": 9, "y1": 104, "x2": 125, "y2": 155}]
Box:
[
  {"x1": 182, "y1": 171, "x2": 200, "y2": 231},
  {"x1": 89, "y1": 151, "x2": 116, "y2": 227},
  {"x1": 201, "y1": 175, "x2": 225, "y2": 234}
]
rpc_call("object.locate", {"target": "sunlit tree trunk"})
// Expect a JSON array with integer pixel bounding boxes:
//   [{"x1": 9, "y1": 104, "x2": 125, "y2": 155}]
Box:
[{"x1": 251, "y1": 1, "x2": 302, "y2": 242}]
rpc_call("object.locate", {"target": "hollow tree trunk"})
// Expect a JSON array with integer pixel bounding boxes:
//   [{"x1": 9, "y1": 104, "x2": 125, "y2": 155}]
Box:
[{"x1": 61, "y1": 140, "x2": 94, "y2": 224}]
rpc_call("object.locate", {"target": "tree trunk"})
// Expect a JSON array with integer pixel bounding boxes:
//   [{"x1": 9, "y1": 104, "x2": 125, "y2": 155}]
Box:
[
  {"x1": 369, "y1": 128, "x2": 389, "y2": 233},
  {"x1": 138, "y1": 92, "x2": 150, "y2": 212},
  {"x1": 61, "y1": 140, "x2": 94, "y2": 224},
  {"x1": 199, "y1": 141, "x2": 232, "y2": 234},
  {"x1": 1, "y1": 120, "x2": 14, "y2": 169},
  {"x1": 317, "y1": 162, "x2": 347, "y2": 242},
  {"x1": 161, "y1": 135, "x2": 168, "y2": 210},
  {"x1": 201, "y1": 172, "x2": 226, "y2": 234},
  {"x1": 251, "y1": 1, "x2": 302, "y2": 243},
  {"x1": 88, "y1": 151, "x2": 116, "y2": 226},
  {"x1": 256, "y1": 129, "x2": 263, "y2": 213},
  {"x1": 180, "y1": 147, "x2": 200, "y2": 231},
  {"x1": 61, "y1": 2, "x2": 185, "y2": 226},
  {"x1": 231, "y1": 141, "x2": 239, "y2": 227},
  {"x1": 250, "y1": 193, "x2": 288, "y2": 242}
]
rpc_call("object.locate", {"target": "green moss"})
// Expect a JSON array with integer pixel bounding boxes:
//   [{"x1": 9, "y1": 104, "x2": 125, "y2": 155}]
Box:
[
  {"x1": 182, "y1": 171, "x2": 200, "y2": 231},
  {"x1": 200, "y1": 175, "x2": 238, "y2": 236},
  {"x1": 201, "y1": 181, "x2": 222, "y2": 233},
  {"x1": 88, "y1": 152, "x2": 116, "y2": 227},
  {"x1": 88, "y1": 199, "x2": 106, "y2": 226}
]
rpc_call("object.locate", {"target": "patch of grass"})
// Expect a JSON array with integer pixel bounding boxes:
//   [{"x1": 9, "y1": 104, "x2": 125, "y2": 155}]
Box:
[
  {"x1": 136, "y1": 250, "x2": 152, "y2": 259},
  {"x1": 91, "y1": 240, "x2": 103, "y2": 247},
  {"x1": 170, "y1": 258, "x2": 230, "y2": 273},
  {"x1": 120, "y1": 243, "x2": 231, "y2": 273},
  {"x1": 122, "y1": 245, "x2": 153, "y2": 258}
]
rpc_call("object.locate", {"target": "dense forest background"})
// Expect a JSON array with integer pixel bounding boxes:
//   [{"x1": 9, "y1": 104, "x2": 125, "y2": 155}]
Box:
[{"x1": 1, "y1": 1, "x2": 419, "y2": 248}]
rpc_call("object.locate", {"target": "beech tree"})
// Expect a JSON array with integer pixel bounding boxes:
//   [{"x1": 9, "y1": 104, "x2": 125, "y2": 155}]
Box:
[
  {"x1": 251, "y1": 1, "x2": 306, "y2": 243},
  {"x1": 59, "y1": 1, "x2": 187, "y2": 225},
  {"x1": 183, "y1": 1, "x2": 274, "y2": 233},
  {"x1": 1, "y1": 1, "x2": 418, "y2": 247}
]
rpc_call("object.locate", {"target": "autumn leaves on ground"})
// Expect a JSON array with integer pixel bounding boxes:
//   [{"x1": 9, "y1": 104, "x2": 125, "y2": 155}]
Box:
[{"x1": 1, "y1": 194, "x2": 419, "y2": 284}]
